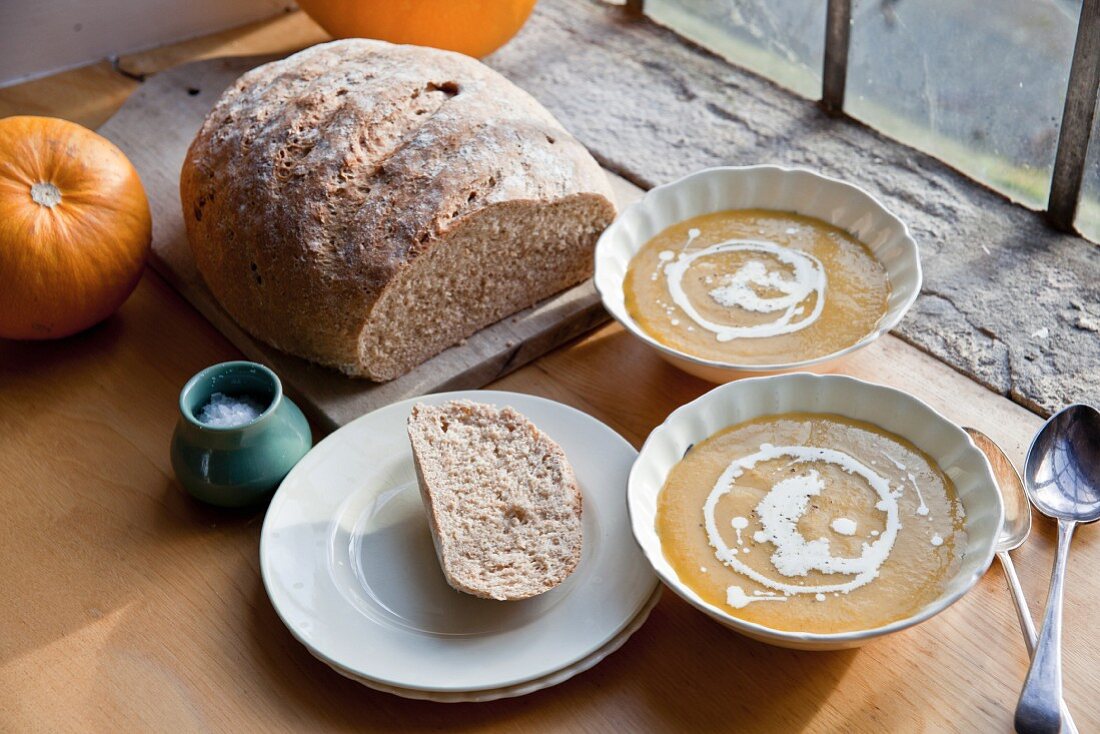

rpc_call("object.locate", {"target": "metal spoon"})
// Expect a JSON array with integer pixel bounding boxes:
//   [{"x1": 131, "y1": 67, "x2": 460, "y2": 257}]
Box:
[
  {"x1": 1014, "y1": 405, "x2": 1100, "y2": 734},
  {"x1": 965, "y1": 428, "x2": 1077, "y2": 734}
]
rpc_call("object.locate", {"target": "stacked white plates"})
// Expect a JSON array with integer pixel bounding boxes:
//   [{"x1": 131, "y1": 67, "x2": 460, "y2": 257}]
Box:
[{"x1": 261, "y1": 390, "x2": 660, "y2": 702}]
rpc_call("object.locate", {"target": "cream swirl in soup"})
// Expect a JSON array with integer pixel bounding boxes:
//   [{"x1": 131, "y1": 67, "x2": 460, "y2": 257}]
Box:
[
  {"x1": 624, "y1": 210, "x2": 890, "y2": 365},
  {"x1": 661, "y1": 233, "x2": 827, "y2": 341}
]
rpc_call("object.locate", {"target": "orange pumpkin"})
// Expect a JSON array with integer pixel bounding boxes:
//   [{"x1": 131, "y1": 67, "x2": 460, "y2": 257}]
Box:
[
  {"x1": 0, "y1": 116, "x2": 151, "y2": 340},
  {"x1": 297, "y1": 0, "x2": 538, "y2": 58}
]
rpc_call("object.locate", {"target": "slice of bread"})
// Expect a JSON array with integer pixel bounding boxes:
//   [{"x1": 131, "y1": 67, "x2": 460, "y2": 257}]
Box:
[{"x1": 407, "y1": 400, "x2": 583, "y2": 601}]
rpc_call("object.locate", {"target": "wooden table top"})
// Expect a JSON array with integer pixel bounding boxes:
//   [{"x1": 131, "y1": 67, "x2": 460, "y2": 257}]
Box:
[{"x1": 1, "y1": 12, "x2": 1097, "y2": 733}]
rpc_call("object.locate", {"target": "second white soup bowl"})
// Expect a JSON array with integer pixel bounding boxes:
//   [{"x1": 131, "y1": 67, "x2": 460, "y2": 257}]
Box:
[{"x1": 628, "y1": 373, "x2": 1002, "y2": 650}]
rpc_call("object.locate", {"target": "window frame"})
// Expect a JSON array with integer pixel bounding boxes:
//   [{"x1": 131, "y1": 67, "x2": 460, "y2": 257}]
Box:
[{"x1": 625, "y1": 0, "x2": 1100, "y2": 236}]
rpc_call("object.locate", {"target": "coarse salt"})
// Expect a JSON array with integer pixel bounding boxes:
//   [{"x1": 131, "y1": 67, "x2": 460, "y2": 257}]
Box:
[{"x1": 198, "y1": 392, "x2": 266, "y2": 427}]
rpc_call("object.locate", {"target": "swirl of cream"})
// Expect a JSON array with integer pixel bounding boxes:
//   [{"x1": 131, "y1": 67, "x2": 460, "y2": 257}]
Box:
[
  {"x1": 703, "y1": 444, "x2": 899, "y2": 597},
  {"x1": 663, "y1": 240, "x2": 826, "y2": 341}
]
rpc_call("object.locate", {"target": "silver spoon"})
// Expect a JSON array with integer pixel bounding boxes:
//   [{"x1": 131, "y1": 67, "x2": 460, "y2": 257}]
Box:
[
  {"x1": 1014, "y1": 404, "x2": 1100, "y2": 734},
  {"x1": 965, "y1": 428, "x2": 1077, "y2": 734}
]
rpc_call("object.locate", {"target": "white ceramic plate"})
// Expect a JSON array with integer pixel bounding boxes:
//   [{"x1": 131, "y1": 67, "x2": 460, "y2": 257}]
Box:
[
  {"x1": 594, "y1": 165, "x2": 922, "y2": 381},
  {"x1": 320, "y1": 584, "x2": 663, "y2": 702},
  {"x1": 261, "y1": 390, "x2": 659, "y2": 694},
  {"x1": 628, "y1": 373, "x2": 1002, "y2": 650}
]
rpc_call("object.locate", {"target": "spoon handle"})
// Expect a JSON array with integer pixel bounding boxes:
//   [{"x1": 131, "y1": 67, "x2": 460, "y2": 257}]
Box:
[
  {"x1": 1015, "y1": 519, "x2": 1076, "y2": 734},
  {"x1": 1000, "y1": 551, "x2": 1038, "y2": 656},
  {"x1": 1000, "y1": 551, "x2": 1079, "y2": 734}
]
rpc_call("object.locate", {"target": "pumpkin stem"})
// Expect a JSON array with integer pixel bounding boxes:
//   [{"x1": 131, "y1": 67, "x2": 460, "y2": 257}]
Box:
[{"x1": 30, "y1": 182, "x2": 62, "y2": 208}]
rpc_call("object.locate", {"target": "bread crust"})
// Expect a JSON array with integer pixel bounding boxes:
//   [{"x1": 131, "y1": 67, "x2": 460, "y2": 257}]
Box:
[{"x1": 181, "y1": 39, "x2": 615, "y2": 378}]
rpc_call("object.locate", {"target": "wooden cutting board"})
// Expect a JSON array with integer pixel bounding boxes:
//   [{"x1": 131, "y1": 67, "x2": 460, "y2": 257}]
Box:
[{"x1": 97, "y1": 55, "x2": 639, "y2": 433}]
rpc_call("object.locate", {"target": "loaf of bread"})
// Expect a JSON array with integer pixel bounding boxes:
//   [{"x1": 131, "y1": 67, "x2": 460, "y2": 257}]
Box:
[
  {"x1": 181, "y1": 40, "x2": 616, "y2": 380},
  {"x1": 407, "y1": 400, "x2": 583, "y2": 601}
]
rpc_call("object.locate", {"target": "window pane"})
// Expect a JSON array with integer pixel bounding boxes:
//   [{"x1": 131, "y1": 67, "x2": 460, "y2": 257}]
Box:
[
  {"x1": 644, "y1": 0, "x2": 825, "y2": 99},
  {"x1": 1074, "y1": 104, "x2": 1100, "y2": 242},
  {"x1": 846, "y1": 0, "x2": 1077, "y2": 210}
]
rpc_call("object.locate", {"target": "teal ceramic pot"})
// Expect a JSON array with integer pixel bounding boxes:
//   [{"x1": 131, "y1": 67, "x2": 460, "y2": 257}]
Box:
[{"x1": 171, "y1": 361, "x2": 312, "y2": 508}]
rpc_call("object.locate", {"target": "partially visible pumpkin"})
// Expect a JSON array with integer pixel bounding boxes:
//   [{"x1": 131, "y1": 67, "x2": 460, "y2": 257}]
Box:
[
  {"x1": 296, "y1": 0, "x2": 538, "y2": 59},
  {"x1": 0, "y1": 116, "x2": 151, "y2": 340}
]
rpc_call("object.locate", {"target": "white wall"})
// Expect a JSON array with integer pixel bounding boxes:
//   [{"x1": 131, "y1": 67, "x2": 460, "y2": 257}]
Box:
[{"x1": 0, "y1": 0, "x2": 295, "y2": 87}]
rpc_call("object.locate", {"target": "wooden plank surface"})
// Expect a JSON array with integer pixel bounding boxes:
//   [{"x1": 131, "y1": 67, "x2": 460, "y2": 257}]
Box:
[
  {"x1": 2, "y1": 9, "x2": 1098, "y2": 734},
  {"x1": 98, "y1": 55, "x2": 624, "y2": 432}
]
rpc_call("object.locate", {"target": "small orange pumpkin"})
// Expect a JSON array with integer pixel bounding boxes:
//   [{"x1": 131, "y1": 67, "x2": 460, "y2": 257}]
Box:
[
  {"x1": 0, "y1": 116, "x2": 151, "y2": 340},
  {"x1": 297, "y1": 0, "x2": 538, "y2": 59}
]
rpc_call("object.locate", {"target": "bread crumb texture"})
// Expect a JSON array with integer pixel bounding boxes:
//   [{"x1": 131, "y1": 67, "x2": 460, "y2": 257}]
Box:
[
  {"x1": 407, "y1": 400, "x2": 583, "y2": 601},
  {"x1": 181, "y1": 39, "x2": 616, "y2": 380}
]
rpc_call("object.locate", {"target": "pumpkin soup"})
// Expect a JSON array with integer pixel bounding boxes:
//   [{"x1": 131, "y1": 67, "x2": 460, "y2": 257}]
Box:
[
  {"x1": 656, "y1": 413, "x2": 966, "y2": 633},
  {"x1": 624, "y1": 210, "x2": 890, "y2": 365}
]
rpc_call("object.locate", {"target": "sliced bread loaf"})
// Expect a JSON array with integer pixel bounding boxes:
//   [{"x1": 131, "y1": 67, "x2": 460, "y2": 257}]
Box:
[
  {"x1": 407, "y1": 400, "x2": 583, "y2": 601},
  {"x1": 181, "y1": 39, "x2": 616, "y2": 381}
]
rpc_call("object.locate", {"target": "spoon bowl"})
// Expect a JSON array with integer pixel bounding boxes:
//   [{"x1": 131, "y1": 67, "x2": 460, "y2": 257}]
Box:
[
  {"x1": 965, "y1": 428, "x2": 1032, "y2": 552},
  {"x1": 1023, "y1": 404, "x2": 1100, "y2": 523}
]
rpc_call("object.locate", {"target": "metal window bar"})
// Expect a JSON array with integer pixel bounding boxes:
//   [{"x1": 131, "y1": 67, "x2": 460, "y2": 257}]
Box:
[
  {"x1": 1048, "y1": 0, "x2": 1100, "y2": 231},
  {"x1": 822, "y1": 0, "x2": 851, "y2": 115},
  {"x1": 626, "y1": 0, "x2": 1099, "y2": 235}
]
